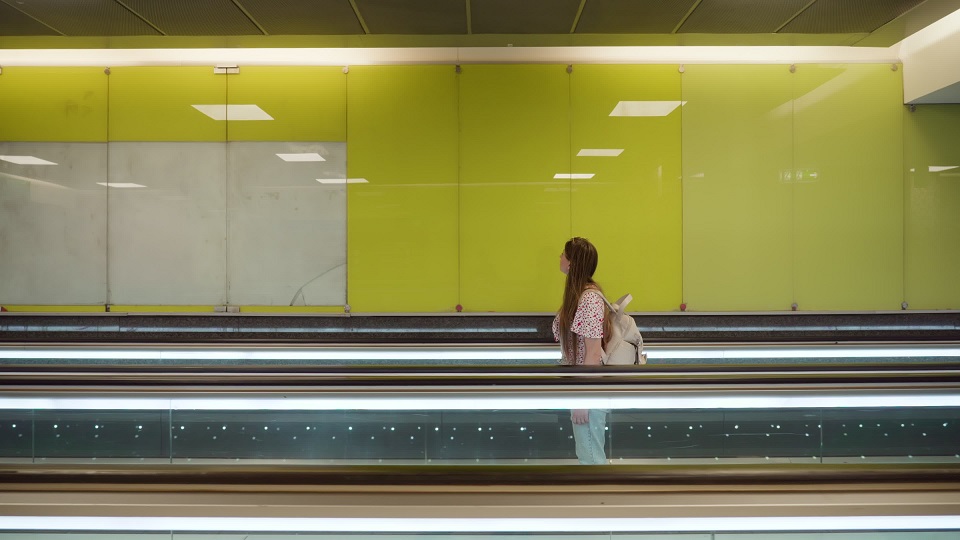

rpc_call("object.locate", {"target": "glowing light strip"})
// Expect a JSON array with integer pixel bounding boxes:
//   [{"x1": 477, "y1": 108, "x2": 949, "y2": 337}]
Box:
[
  {"x1": 2, "y1": 392, "x2": 959, "y2": 411},
  {"x1": 2, "y1": 345, "x2": 959, "y2": 362},
  {"x1": 651, "y1": 347, "x2": 960, "y2": 359},
  {"x1": 0, "y1": 348, "x2": 559, "y2": 361},
  {"x1": 0, "y1": 516, "x2": 957, "y2": 532},
  {"x1": 0, "y1": 46, "x2": 902, "y2": 68}
]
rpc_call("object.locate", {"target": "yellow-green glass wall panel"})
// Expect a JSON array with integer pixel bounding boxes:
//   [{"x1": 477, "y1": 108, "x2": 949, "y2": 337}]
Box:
[
  {"x1": 346, "y1": 65, "x2": 459, "y2": 312},
  {"x1": 0, "y1": 67, "x2": 107, "y2": 141},
  {"x1": 459, "y1": 65, "x2": 571, "y2": 312},
  {"x1": 570, "y1": 65, "x2": 682, "y2": 311},
  {"x1": 681, "y1": 65, "x2": 794, "y2": 311},
  {"x1": 904, "y1": 104, "x2": 960, "y2": 309},
  {"x1": 226, "y1": 67, "x2": 346, "y2": 141},
  {"x1": 792, "y1": 64, "x2": 903, "y2": 310},
  {"x1": 108, "y1": 67, "x2": 226, "y2": 141}
]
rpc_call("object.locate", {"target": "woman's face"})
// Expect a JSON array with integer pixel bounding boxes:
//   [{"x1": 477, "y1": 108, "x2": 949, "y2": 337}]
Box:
[{"x1": 559, "y1": 250, "x2": 570, "y2": 275}]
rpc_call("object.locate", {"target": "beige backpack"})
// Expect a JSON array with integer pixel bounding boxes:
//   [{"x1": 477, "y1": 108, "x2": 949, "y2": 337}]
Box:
[{"x1": 597, "y1": 292, "x2": 647, "y2": 366}]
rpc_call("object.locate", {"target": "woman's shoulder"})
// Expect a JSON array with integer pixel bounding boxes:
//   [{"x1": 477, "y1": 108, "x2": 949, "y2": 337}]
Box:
[{"x1": 580, "y1": 287, "x2": 604, "y2": 302}]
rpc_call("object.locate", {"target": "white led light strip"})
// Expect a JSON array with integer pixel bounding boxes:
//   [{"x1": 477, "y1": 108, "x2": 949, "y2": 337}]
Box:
[
  {"x1": 0, "y1": 46, "x2": 901, "y2": 68},
  {"x1": 2, "y1": 392, "x2": 959, "y2": 411},
  {"x1": 653, "y1": 347, "x2": 960, "y2": 360},
  {"x1": 0, "y1": 516, "x2": 957, "y2": 532},
  {"x1": 0, "y1": 348, "x2": 560, "y2": 361},
  {"x1": 1, "y1": 345, "x2": 959, "y2": 362}
]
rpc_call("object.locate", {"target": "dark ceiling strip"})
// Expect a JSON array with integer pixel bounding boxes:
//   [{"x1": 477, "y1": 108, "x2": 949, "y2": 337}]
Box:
[
  {"x1": 231, "y1": 0, "x2": 268, "y2": 36},
  {"x1": 0, "y1": 0, "x2": 67, "y2": 36},
  {"x1": 672, "y1": 0, "x2": 704, "y2": 34},
  {"x1": 113, "y1": 0, "x2": 166, "y2": 36},
  {"x1": 348, "y1": 0, "x2": 371, "y2": 34},
  {"x1": 465, "y1": 0, "x2": 472, "y2": 34},
  {"x1": 570, "y1": 0, "x2": 587, "y2": 33},
  {"x1": 775, "y1": 0, "x2": 819, "y2": 33}
]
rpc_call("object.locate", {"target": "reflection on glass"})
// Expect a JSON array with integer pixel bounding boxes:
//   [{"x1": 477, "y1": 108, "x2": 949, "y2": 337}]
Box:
[
  {"x1": 1, "y1": 522, "x2": 959, "y2": 535},
  {"x1": 608, "y1": 100, "x2": 686, "y2": 116},
  {"x1": 3, "y1": 402, "x2": 957, "y2": 466},
  {"x1": 277, "y1": 153, "x2": 326, "y2": 162},
  {"x1": 0, "y1": 142, "x2": 108, "y2": 305},
  {"x1": 0, "y1": 155, "x2": 58, "y2": 165},
  {"x1": 191, "y1": 104, "x2": 274, "y2": 121},
  {"x1": 226, "y1": 141, "x2": 346, "y2": 306},
  {"x1": 576, "y1": 148, "x2": 623, "y2": 157}
]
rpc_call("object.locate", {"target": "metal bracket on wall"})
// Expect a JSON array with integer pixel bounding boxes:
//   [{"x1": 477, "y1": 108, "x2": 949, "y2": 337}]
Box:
[{"x1": 214, "y1": 65, "x2": 240, "y2": 75}]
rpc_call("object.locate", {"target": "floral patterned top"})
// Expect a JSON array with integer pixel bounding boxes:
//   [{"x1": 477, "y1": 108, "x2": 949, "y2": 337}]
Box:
[{"x1": 552, "y1": 288, "x2": 606, "y2": 365}]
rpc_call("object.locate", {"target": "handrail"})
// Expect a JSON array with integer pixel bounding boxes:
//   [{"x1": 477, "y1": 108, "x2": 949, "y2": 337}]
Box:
[
  {"x1": 2, "y1": 312, "x2": 959, "y2": 344},
  {"x1": 3, "y1": 463, "x2": 960, "y2": 490},
  {"x1": 3, "y1": 363, "x2": 960, "y2": 388}
]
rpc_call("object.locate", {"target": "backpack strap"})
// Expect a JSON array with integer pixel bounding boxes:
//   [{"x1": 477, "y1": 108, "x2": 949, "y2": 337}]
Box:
[{"x1": 587, "y1": 288, "x2": 631, "y2": 317}]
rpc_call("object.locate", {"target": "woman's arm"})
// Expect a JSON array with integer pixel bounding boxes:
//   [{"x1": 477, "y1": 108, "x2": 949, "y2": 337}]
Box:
[
  {"x1": 572, "y1": 336, "x2": 602, "y2": 424},
  {"x1": 583, "y1": 337, "x2": 603, "y2": 365}
]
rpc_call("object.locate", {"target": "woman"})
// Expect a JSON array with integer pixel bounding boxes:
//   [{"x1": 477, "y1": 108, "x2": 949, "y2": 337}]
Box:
[{"x1": 552, "y1": 237, "x2": 611, "y2": 464}]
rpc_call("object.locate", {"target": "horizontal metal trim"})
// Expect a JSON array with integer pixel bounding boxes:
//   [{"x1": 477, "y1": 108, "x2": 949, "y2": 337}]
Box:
[
  {"x1": 3, "y1": 463, "x2": 960, "y2": 488},
  {"x1": 2, "y1": 312, "x2": 959, "y2": 344}
]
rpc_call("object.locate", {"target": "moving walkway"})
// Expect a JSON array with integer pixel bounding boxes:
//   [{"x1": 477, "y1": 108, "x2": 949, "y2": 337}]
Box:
[{"x1": 2, "y1": 340, "x2": 959, "y2": 536}]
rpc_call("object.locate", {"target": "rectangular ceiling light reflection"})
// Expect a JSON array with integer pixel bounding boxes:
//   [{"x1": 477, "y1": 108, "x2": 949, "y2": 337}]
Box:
[
  {"x1": 610, "y1": 101, "x2": 686, "y2": 117},
  {"x1": 192, "y1": 104, "x2": 274, "y2": 121},
  {"x1": 0, "y1": 155, "x2": 57, "y2": 165},
  {"x1": 316, "y1": 178, "x2": 368, "y2": 184},
  {"x1": 277, "y1": 153, "x2": 325, "y2": 162},
  {"x1": 96, "y1": 182, "x2": 146, "y2": 188},
  {"x1": 577, "y1": 149, "x2": 623, "y2": 157}
]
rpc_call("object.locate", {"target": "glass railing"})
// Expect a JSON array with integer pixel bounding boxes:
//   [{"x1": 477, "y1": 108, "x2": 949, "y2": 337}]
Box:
[{"x1": 3, "y1": 377, "x2": 958, "y2": 465}]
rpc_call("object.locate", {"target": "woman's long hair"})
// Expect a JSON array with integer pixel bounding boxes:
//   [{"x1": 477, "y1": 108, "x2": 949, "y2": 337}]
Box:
[{"x1": 558, "y1": 237, "x2": 611, "y2": 361}]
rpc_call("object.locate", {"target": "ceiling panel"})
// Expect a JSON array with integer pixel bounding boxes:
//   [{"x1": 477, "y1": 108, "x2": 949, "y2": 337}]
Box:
[
  {"x1": 120, "y1": 0, "x2": 261, "y2": 35},
  {"x1": 0, "y1": 1, "x2": 61, "y2": 35},
  {"x1": 236, "y1": 0, "x2": 363, "y2": 35},
  {"x1": 780, "y1": 0, "x2": 926, "y2": 34},
  {"x1": 472, "y1": 0, "x2": 581, "y2": 34},
  {"x1": 679, "y1": 0, "x2": 812, "y2": 33},
  {"x1": 9, "y1": 0, "x2": 161, "y2": 36},
  {"x1": 355, "y1": 0, "x2": 466, "y2": 34},
  {"x1": 577, "y1": 0, "x2": 699, "y2": 33}
]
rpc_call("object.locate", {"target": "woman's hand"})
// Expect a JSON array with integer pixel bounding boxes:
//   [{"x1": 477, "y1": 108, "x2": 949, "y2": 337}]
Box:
[{"x1": 571, "y1": 409, "x2": 589, "y2": 424}]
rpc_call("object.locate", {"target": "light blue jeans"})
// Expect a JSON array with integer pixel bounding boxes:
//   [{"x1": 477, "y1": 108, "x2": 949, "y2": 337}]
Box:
[{"x1": 572, "y1": 409, "x2": 608, "y2": 465}]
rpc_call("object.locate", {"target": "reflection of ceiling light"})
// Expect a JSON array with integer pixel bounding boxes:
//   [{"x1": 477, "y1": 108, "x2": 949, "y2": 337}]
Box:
[
  {"x1": 609, "y1": 101, "x2": 686, "y2": 117},
  {"x1": 191, "y1": 104, "x2": 273, "y2": 121},
  {"x1": 577, "y1": 149, "x2": 623, "y2": 157},
  {"x1": 0, "y1": 155, "x2": 57, "y2": 165},
  {"x1": 929, "y1": 166, "x2": 959, "y2": 172},
  {"x1": 277, "y1": 153, "x2": 325, "y2": 162},
  {"x1": 96, "y1": 182, "x2": 146, "y2": 188},
  {"x1": 316, "y1": 178, "x2": 368, "y2": 184},
  {"x1": 554, "y1": 174, "x2": 594, "y2": 179},
  {"x1": 1, "y1": 515, "x2": 959, "y2": 533}
]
